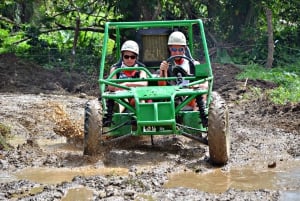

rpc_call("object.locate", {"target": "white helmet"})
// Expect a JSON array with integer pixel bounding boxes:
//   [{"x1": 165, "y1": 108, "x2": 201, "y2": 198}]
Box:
[
  {"x1": 168, "y1": 31, "x2": 186, "y2": 46},
  {"x1": 121, "y1": 40, "x2": 139, "y2": 55}
]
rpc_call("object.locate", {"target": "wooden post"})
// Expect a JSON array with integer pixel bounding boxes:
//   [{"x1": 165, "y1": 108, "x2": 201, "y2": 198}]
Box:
[{"x1": 265, "y1": 8, "x2": 274, "y2": 68}]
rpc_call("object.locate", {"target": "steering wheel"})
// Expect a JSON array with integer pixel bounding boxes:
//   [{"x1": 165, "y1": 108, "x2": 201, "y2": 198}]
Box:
[{"x1": 166, "y1": 55, "x2": 195, "y2": 77}]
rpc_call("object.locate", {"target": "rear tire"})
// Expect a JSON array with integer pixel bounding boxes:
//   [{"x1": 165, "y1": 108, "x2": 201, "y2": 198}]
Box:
[
  {"x1": 207, "y1": 92, "x2": 230, "y2": 165},
  {"x1": 83, "y1": 99, "x2": 102, "y2": 155}
]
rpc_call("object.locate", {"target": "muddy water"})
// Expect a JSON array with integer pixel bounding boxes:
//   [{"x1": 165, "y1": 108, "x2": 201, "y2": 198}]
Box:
[
  {"x1": 7, "y1": 134, "x2": 66, "y2": 148},
  {"x1": 14, "y1": 166, "x2": 128, "y2": 184},
  {"x1": 9, "y1": 136, "x2": 128, "y2": 184},
  {"x1": 165, "y1": 159, "x2": 300, "y2": 196},
  {"x1": 5, "y1": 156, "x2": 300, "y2": 200}
]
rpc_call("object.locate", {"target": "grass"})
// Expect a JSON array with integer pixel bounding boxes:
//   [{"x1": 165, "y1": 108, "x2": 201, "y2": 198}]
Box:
[
  {"x1": 0, "y1": 123, "x2": 11, "y2": 137},
  {"x1": 0, "y1": 123, "x2": 12, "y2": 150},
  {"x1": 236, "y1": 62, "x2": 300, "y2": 104}
]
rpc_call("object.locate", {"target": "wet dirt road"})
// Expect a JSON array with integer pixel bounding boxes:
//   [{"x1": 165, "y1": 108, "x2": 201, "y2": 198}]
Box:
[
  {"x1": 0, "y1": 54, "x2": 299, "y2": 201},
  {"x1": 0, "y1": 92, "x2": 299, "y2": 201}
]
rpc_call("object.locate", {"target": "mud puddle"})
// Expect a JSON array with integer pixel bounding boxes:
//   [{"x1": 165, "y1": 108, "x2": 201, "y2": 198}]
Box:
[
  {"x1": 165, "y1": 159, "x2": 300, "y2": 197},
  {"x1": 13, "y1": 166, "x2": 128, "y2": 184},
  {"x1": 5, "y1": 137, "x2": 127, "y2": 184},
  {"x1": 7, "y1": 127, "x2": 85, "y2": 151},
  {"x1": 7, "y1": 135, "x2": 69, "y2": 149}
]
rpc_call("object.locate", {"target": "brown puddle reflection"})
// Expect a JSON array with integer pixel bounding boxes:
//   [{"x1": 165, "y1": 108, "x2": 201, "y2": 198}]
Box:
[
  {"x1": 7, "y1": 135, "x2": 76, "y2": 151},
  {"x1": 14, "y1": 167, "x2": 128, "y2": 184},
  {"x1": 164, "y1": 160, "x2": 300, "y2": 194}
]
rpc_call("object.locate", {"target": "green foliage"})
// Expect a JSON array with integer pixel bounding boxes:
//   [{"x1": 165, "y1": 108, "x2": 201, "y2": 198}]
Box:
[
  {"x1": 268, "y1": 82, "x2": 300, "y2": 104},
  {"x1": 15, "y1": 30, "x2": 115, "y2": 74},
  {"x1": 229, "y1": 18, "x2": 300, "y2": 67},
  {"x1": 238, "y1": 86, "x2": 263, "y2": 103},
  {"x1": 0, "y1": 28, "x2": 10, "y2": 53},
  {"x1": 0, "y1": 0, "x2": 299, "y2": 79},
  {"x1": 0, "y1": 27, "x2": 31, "y2": 54},
  {"x1": 237, "y1": 63, "x2": 300, "y2": 104},
  {"x1": 207, "y1": 0, "x2": 300, "y2": 67},
  {"x1": 250, "y1": 86, "x2": 263, "y2": 97},
  {"x1": 0, "y1": 0, "x2": 118, "y2": 69}
]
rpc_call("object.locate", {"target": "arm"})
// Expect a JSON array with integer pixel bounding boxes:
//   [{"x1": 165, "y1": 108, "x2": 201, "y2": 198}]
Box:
[
  {"x1": 107, "y1": 67, "x2": 118, "y2": 91},
  {"x1": 107, "y1": 68, "x2": 148, "y2": 91},
  {"x1": 158, "y1": 60, "x2": 169, "y2": 86},
  {"x1": 120, "y1": 70, "x2": 147, "y2": 87}
]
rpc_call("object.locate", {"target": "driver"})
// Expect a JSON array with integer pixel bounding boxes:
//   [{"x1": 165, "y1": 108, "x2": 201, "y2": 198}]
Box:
[
  {"x1": 159, "y1": 31, "x2": 193, "y2": 80},
  {"x1": 159, "y1": 31, "x2": 208, "y2": 126},
  {"x1": 159, "y1": 31, "x2": 208, "y2": 93}
]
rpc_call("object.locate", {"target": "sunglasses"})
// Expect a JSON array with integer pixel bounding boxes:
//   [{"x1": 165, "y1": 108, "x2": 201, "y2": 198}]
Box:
[
  {"x1": 123, "y1": 55, "x2": 136, "y2": 60},
  {"x1": 170, "y1": 47, "x2": 185, "y2": 52}
]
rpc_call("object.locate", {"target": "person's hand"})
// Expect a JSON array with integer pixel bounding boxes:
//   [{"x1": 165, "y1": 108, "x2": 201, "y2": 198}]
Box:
[
  {"x1": 160, "y1": 61, "x2": 168, "y2": 77},
  {"x1": 160, "y1": 61, "x2": 168, "y2": 71}
]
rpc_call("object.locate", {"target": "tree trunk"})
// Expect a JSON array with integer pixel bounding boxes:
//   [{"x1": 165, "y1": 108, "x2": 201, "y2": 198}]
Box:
[
  {"x1": 207, "y1": 0, "x2": 219, "y2": 19},
  {"x1": 71, "y1": 17, "x2": 80, "y2": 70},
  {"x1": 139, "y1": 0, "x2": 161, "y2": 20},
  {"x1": 72, "y1": 17, "x2": 80, "y2": 56},
  {"x1": 265, "y1": 8, "x2": 274, "y2": 68}
]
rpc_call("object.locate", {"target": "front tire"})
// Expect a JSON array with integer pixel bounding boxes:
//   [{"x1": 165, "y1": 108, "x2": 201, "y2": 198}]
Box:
[
  {"x1": 83, "y1": 99, "x2": 102, "y2": 155},
  {"x1": 208, "y1": 92, "x2": 230, "y2": 165}
]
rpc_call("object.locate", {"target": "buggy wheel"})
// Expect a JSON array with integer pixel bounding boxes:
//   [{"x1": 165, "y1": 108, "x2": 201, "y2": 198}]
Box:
[
  {"x1": 83, "y1": 99, "x2": 102, "y2": 155},
  {"x1": 208, "y1": 92, "x2": 230, "y2": 165}
]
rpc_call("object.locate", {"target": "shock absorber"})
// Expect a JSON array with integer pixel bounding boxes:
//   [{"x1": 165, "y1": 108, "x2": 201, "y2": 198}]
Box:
[
  {"x1": 196, "y1": 95, "x2": 208, "y2": 128},
  {"x1": 103, "y1": 99, "x2": 114, "y2": 127}
]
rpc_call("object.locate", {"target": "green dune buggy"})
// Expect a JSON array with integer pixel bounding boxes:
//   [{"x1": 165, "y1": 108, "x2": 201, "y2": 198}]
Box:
[{"x1": 83, "y1": 19, "x2": 230, "y2": 165}]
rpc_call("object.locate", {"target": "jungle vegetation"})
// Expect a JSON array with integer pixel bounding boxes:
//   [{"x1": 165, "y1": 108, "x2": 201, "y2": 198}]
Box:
[{"x1": 0, "y1": 0, "x2": 299, "y2": 103}]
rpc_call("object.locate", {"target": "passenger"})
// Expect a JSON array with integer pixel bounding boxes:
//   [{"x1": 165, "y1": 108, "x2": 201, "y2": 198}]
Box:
[
  {"x1": 107, "y1": 40, "x2": 147, "y2": 92},
  {"x1": 105, "y1": 40, "x2": 147, "y2": 116}
]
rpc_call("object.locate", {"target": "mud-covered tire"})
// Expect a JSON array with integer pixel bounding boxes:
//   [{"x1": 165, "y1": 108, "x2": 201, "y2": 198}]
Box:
[
  {"x1": 83, "y1": 99, "x2": 102, "y2": 155},
  {"x1": 208, "y1": 91, "x2": 230, "y2": 165}
]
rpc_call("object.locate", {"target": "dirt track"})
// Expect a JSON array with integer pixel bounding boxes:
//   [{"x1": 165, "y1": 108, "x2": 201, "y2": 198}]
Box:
[{"x1": 0, "y1": 54, "x2": 299, "y2": 200}]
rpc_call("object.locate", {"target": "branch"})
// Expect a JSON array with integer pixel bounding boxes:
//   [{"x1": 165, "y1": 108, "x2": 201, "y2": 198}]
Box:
[
  {"x1": 55, "y1": 22, "x2": 103, "y2": 32},
  {"x1": 207, "y1": 31, "x2": 219, "y2": 46},
  {"x1": 0, "y1": 15, "x2": 20, "y2": 28},
  {"x1": 12, "y1": 25, "x2": 104, "y2": 45}
]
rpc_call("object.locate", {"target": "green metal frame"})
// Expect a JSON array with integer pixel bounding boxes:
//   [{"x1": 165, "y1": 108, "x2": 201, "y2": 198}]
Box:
[{"x1": 99, "y1": 19, "x2": 213, "y2": 137}]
